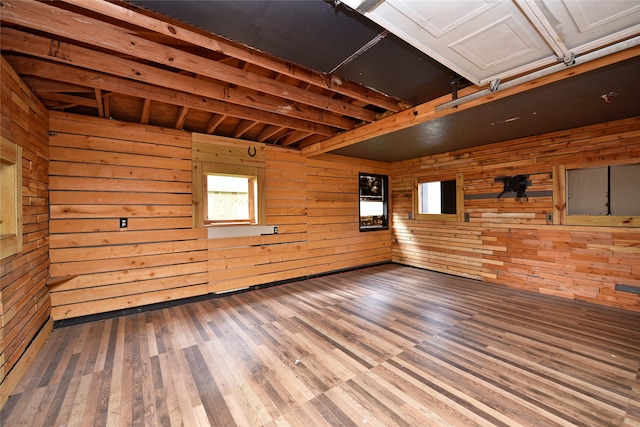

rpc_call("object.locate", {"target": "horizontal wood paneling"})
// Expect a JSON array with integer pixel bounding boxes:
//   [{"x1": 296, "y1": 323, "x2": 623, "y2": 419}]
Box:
[
  {"x1": 48, "y1": 112, "x2": 208, "y2": 320},
  {"x1": 392, "y1": 117, "x2": 640, "y2": 311},
  {"x1": 46, "y1": 114, "x2": 393, "y2": 318},
  {"x1": 0, "y1": 57, "x2": 51, "y2": 407},
  {"x1": 307, "y1": 154, "x2": 392, "y2": 275}
]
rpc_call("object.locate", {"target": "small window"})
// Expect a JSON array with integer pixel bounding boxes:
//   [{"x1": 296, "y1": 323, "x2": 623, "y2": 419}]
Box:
[
  {"x1": 558, "y1": 163, "x2": 640, "y2": 226},
  {"x1": 1, "y1": 136, "x2": 23, "y2": 259},
  {"x1": 206, "y1": 174, "x2": 257, "y2": 224},
  {"x1": 413, "y1": 173, "x2": 464, "y2": 221},
  {"x1": 359, "y1": 173, "x2": 388, "y2": 231},
  {"x1": 418, "y1": 180, "x2": 457, "y2": 214}
]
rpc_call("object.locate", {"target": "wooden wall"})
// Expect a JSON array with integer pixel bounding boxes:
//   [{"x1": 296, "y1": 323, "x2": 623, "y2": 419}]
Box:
[
  {"x1": 48, "y1": 112, "x2": 208, "y2": 320},
  {"x1": 307, "y1": 154, "x2": 391, "y2": 275},
  {"x1": 0, "y1": 57, "x2": 51, "y2": 406},
  {"x1": 391, "y1": 117, "x2": 640, "y2": 311},
  {"x1": 196, "y1": 134, "x2": 309, "y2": 293},
  {"x1": 47, "y1": 113, "x2": 392, "y2": 321}
]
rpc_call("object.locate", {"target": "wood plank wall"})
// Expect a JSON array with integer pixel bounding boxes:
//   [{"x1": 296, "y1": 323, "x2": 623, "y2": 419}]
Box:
[
  {"x1": 391, "y1": 116, "x2": 640, "y2": 311},
  {"x1": 48, "y1": 112, "x2": 208, "y2": 320},
  {"x1": 195, "y1": 134, "x2": 309, "y2": 293},
  {"x1": 307, "y1": 154, "x2": 391, "y2": 275},
  {"x1": 47, "y1": 113, "x2": 392, "y2": 321},
  {"x1": 0, "y1": 57, "x2": 51, "y2": 406}
]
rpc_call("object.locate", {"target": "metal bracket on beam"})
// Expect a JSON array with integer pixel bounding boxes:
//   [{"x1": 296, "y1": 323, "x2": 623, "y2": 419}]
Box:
[
  {"x1": 561, "y1": 52, "x2": 576, "y2": 66},
  {"x1": 489, "y1": 79, "x2": 501, "y2": 92}
]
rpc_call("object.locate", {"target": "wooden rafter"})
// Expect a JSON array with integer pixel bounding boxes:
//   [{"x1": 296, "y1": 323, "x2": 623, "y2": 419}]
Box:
[
  {"x1": 1, "y1": 28, "x2": 354, "y2": 132},
  {"x1": 94, "y1": 88, "x2": 105, "y2": 118},
  {"x1": 36, "y1": 92, "x2": 98, "y2": 108},
  {"x1": 0, "y1": 0, "x2": 378, "y2": 122},
  {"x1": 0, "y1": 0, "x2": 408, "y2": 150},
  {"x1": 6, "y1": 55, "x2": 338, "y2": 136},
  {"x1": 60, "y1": 0, "x2": 405, "y2": 112},
  {"x1": 141, "y1": 99, "x2": 151, "y2": 124},
  {"x1": 205, "y1": 114, "x2": 226, "y2": 134},
  {"x1": 175, "y1": 106, "x2": 189, "y2": 129}
]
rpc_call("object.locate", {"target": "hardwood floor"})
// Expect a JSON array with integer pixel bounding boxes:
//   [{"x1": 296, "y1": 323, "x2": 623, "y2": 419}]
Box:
[{"x1": 2, "y1": 264, "x2": 640, "y2": 426}]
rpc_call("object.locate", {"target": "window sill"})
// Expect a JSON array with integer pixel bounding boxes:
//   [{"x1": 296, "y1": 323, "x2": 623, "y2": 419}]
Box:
[
  {"x1": 414, "y1": 213, "x2": 459, "y2": 221},
  {"x1": 207, "y1": 225, "x2": 277, "y2": 239},
  {"x1": 359, "y1": 226, "x2": 389, "y2": 232}
]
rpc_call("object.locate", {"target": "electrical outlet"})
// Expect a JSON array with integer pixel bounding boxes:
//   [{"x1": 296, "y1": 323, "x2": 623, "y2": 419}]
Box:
[
  {"x1": 546, "y1": 213, "x2": 553, "y2": 222},
  {"x1": 273, "y1": 226, "x2": 278, "y2": 234},
  {"x1": 120, "y1": 218, "x2": 128, "y2": 228}
]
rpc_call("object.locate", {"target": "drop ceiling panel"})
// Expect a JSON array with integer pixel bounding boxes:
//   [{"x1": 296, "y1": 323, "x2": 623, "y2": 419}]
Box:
[{"x1": 341, "y1": 0, "x2": 640, "y2": 85}]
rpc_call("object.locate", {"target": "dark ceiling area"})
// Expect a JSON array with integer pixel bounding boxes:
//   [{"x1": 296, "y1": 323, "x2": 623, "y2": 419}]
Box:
[
  {"x1": 130, "y1": 0, "x2": 458, "y2": 106},
  {"x1": 333, "y1": 55, "x2": 640, "y2": 162}
]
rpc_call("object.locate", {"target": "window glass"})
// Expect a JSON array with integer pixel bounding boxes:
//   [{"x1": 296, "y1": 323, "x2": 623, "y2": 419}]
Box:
[
  {"x1": 611, "y1": 164, "x2": 640, "y2": 216},
  {"x1": 359, "y1": 173, "x2": 388, "y2": 231},
  {"x1": 206, "y1": 174, "x2": 257, "y2": 223},
  {"x1": 567, "y1": 164, "x2": 640, "y2": 216},
  {"x1": 567, "y1": 167, "x2": 608, "y2": 215},
  {"x1": 418, "y1": 180, "x2": 456, "y2": 214}
]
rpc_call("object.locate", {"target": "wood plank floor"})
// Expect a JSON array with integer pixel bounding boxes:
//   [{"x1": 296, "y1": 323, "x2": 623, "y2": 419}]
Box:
[{"x1": 2, "y1": 264, "x2": 640, "y2": 426}]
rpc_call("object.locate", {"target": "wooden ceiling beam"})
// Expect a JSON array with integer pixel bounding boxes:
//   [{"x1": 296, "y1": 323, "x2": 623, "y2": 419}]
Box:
[
  {"x1": 1, "y1": 27, "x2": 355, "y2": 132},
  {"x1": 281, "y1": 131, "x2": 312, "y2": 147},
  {"x1": 7, "y1": 55, "x2": 338, "y2": 137},
  {"x1": 205, "y1": 114, "x2": 226, "y2": 134},
  {"x1": 140, "y1": 99, "x2": 151, "y2": 124},
  {"x1": 301, "y1": 45, "x2": 640, "y2": 158},
  {"x1": 1, "y1": 0, "x2": 379, "y2": 122},
  {"x1": 175, "y1": 106, "x2": 189, "y2": 129},
  {"x1": 94, "y1": 89, "x2": 105, "y2": 118},
  {"x1": 22, "y1": 78, "x2": 88, "y2": 93},
  {"x1": 60, "y1": 0, "x2": 405, "y2": 113},
  {"x1": 232, "y1": 120, "x2": 259, "y2": 139},
  {"x1": 104, "y1": 95, "x2": 110, "y2": 119},
  {"x1": 257, "y1": 125, "x2": 285, "y2": 143},
  {"x1": 35, "y1": 92, "x2": 98, "y2": 108}
]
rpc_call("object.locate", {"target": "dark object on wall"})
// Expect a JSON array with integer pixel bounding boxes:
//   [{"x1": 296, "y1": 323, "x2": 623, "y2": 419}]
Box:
[
  {"x1": 496, "y1": 175, "x2": 530, "y2": 199},
  {"x1": 359, "y1": 173, "x2": 388, "y2": 231},
  {"x1": 359, "y1": 174, "x2": 384, "y2": 199}
]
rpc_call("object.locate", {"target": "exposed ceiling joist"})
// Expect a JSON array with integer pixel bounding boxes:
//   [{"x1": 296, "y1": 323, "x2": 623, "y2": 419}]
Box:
[
  {"x1": 63, "y1": 0, "x2": 405, "y2": 113},
  {"x1": 0, "y1": 0, "x2": 404, "y2": 148}
]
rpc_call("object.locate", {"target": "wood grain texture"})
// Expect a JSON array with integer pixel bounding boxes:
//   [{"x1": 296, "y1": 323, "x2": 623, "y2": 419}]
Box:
[
  {"x1": 392, "y1": 117, "x2": 640, "y2": 312},
  {"x1": 2, "y1": 264, "x2": 639, "y2": 426},
  {"x1": 48, "y1": 112, "x2": 209, "y2": 320},
  {"x1": 0, "y1": 57, "x2": 51, "y2": 407}
]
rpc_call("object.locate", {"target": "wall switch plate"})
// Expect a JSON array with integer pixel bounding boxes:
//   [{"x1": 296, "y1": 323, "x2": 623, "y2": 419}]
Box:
[
  {"x1": 120, "y1": 218, "x2": 128, "y2": 228},
  {"x1": 273, "y1": 226, "x2": 278, "y2": 234}
]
